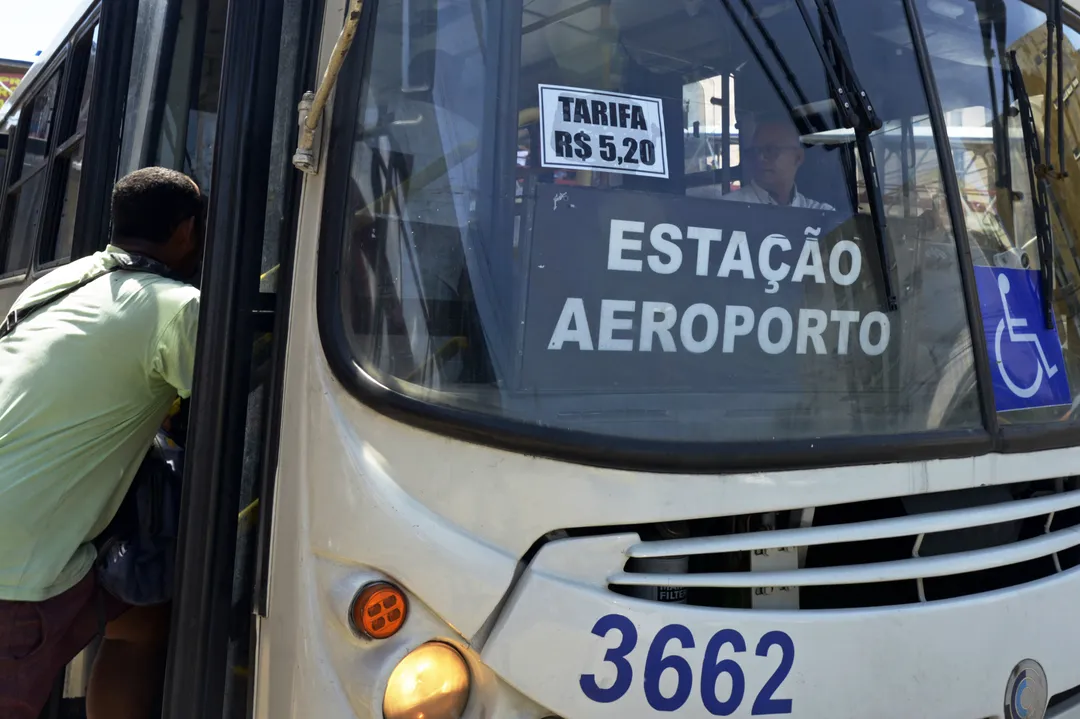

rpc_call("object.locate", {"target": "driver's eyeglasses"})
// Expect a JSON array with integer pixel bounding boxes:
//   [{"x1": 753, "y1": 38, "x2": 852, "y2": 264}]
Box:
[{"x1": 749, "y1": 145, "x2": 801, "y2": 160}]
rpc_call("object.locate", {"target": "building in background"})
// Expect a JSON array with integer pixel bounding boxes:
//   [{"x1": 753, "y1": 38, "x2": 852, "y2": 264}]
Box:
[{"x1": 0, "y1": 58, "x2": 31, "y2": 106}]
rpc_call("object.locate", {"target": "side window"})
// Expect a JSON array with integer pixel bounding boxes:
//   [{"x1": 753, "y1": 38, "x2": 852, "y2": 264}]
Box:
[
  {"x1": 682, "y1": 75, "x2": 739, "y2": 196},
  {"x1": 919, "y1": 0, "x2": 1080, "y2": 426},
  {"x1": 0, "y1": 132, "x2": 7, "y2": 191},
  {"x1": 152, "y1": 0, "x2": 226, "y2": 194},
  {"x1": 42, "y1": 25, "x2": 100, "y2": 266},
  {"x1": 0, "y1": 69, "x2": 63, "y2": 276},
  {"x1": 0, "y1": 112, "x2": 19, "y2": 193}
]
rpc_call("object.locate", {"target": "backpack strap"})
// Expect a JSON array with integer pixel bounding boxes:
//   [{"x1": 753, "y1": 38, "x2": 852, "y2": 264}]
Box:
[{"x1": 0, "y1": 253, "x2": 176, "y2": 341}]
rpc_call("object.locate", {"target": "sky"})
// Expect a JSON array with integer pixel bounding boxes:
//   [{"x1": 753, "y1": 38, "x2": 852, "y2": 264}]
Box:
[{"x1": 0, "y1": 0, "x2": 87, "y2": 63}]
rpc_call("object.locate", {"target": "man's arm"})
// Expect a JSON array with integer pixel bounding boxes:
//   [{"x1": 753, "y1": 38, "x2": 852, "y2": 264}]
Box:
[{"x1": 152, "y1": 294, "x2": 200, "y2": 399}]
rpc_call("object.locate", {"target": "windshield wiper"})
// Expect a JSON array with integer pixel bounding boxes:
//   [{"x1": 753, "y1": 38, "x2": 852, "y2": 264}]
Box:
[
  {"x1": 1008, "y1": 51, "x2": 1056, "y2": 329},
  {"x1": 853, "y1": 132, "x2": 896, "y2": 308},
  {"x1": 790, "y1": 0, "x2": 896, "y2": 310},
  {"x1": 789, "y1": 0, "x2": 879, "y2": 131}
]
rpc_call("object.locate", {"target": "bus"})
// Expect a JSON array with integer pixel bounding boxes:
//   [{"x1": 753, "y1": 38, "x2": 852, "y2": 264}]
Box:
[{"x1": 7, "y1": 0, "x2": 1080, "y2": 716}]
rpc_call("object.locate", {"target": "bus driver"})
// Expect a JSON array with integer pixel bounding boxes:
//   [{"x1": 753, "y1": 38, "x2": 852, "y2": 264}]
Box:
[{"x1": 690, "y1": 118, "x2": 835, "y2": 211}]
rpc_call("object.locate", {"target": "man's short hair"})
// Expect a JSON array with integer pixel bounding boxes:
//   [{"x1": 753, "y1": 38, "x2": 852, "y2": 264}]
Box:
[
  {"x1": 111, "y1": 167, "x2": 202, "y2": 245},
  {"x1": 752, "y1": 116, "x2": 803, "y2": 145}
]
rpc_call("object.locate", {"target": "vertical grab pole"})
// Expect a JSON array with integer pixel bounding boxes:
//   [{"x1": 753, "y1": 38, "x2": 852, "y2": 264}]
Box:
[
  {"x1": 1056, "y1": 0, "x2": 1067, "y2": 177},
  {"x1": 1044, "y1": 1, "x2": 1056, "y2": 173},
  {"x1": 721, "y1": 76, "x2": 731, "y2": 193}
]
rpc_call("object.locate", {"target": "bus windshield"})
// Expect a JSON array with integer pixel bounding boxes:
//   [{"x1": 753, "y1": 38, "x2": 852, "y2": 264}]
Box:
[{"x1": 329, "y1": 0, "x2": 984, "y2": 444}]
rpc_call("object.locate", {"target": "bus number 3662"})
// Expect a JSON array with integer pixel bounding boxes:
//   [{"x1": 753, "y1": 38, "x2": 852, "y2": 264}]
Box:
[{"x1": 578, "y1": 614, "x2": 795, "y2": 715}]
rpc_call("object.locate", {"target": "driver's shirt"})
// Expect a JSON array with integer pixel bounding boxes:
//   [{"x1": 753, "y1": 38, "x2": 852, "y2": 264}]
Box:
[
  {"x1": 0, "y1": 246, "x2": 199, "y2": 601},
  {"x1": 689, "y1": 180, "x2": 835, "y2": 211}
]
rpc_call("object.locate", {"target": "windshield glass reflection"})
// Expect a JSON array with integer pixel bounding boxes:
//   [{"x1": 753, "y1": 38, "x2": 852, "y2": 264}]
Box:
[{"x1": 334, "y1": 0, "x2": 983, "y2": 443}]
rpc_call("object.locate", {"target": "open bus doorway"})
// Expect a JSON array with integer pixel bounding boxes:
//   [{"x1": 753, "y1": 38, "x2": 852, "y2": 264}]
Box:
[
  {"x1": 23, "y1": 0, "x2": 317, "y2": 716},
  {"x1": 33, "y1": 0, "x2": 230, "y2": 713}
]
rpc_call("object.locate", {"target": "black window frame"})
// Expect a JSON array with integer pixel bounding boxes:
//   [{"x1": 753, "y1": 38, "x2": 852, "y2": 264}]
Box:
[
  {"x1": 0, "y1": 132, "x2": 9, "y2": 202},
  {"x1": 0, "y1": 54, "x2": 68, "y2": 279},
  {"x1": 70, "y1": 0, "x2": 140, "y2": 262},
  {"x1": 37, "y1": 13, "x2": 102, "y2": 270},
  {"x1": 0, "y1": 6, "x2": 113, "y2": 280}
]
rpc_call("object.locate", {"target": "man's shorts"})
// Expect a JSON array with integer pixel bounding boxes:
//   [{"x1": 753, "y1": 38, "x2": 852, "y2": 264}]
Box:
[{"x1": 0, "y1": 572, "x2": 129, "y2": 719}]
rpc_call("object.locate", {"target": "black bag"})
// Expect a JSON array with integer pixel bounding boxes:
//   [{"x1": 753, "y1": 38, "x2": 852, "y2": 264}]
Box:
[{"x1": 94, "y1": 433, "x2": 183, "y2": 606}]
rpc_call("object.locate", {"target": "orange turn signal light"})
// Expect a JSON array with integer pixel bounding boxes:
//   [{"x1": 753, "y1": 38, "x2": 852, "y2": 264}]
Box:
[{"x1": 350, "y1": 582, "x2": 408, "y2": 639}]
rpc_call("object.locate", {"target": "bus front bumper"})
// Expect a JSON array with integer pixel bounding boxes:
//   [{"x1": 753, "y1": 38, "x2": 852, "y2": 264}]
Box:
[{"x1": 481, "y1": 534, "x2": 1080, "y2": 719}]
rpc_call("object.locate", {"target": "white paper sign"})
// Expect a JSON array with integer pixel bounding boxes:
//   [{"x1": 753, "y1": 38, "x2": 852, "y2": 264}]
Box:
[{"x1": 538, "y1": 84, "x2": 669, "y2": 179}]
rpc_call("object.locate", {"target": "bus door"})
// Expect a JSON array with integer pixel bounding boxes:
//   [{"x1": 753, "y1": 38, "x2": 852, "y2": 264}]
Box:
[
  {"x1": 26, "y1": 0, "x2": 321, "y2": 715},
  {"x1": 153, "y1": 0, "x2": 323, "y2": 717}
]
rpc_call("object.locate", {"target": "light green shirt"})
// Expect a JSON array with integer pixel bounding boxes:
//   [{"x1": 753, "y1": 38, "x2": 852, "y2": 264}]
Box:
[{"x1": 0, "y1": 246, "x2": 199, "y2": 601}]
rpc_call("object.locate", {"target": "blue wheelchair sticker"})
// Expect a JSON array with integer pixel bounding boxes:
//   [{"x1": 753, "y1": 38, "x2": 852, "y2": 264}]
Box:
[{"x1": 973, "y1": 266, "x2": 1071, "y2": 412}]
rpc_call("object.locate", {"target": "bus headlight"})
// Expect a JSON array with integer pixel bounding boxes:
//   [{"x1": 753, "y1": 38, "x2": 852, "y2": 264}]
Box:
[{"x1": 382, "y1": 642, "x2": 470, "y2": 719}]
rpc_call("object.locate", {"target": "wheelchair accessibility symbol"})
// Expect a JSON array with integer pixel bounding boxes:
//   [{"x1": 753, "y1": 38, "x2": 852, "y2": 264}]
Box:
[{"x1": 974, "y1": 266, "x2": 1071, "y2": 413}]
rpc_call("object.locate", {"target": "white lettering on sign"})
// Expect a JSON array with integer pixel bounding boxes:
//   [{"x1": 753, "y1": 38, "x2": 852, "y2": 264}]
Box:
[
  {"x1": 548, "y1": 298, "x2": 890, "y2": 357},
  {"x1": 598, "y1": 300, "x2": 636, "y2": 351},
  {"x1": 681, "y1": 304, "x2": 720, "y2": 354},
  {"x1": 549, "y1": 298, "x2": 594, "y2": 351},
  {"x1": 546, "y1": 218, "x2": 892, "y2": 358},
  {"x1": 539, "y1": 84, "x2": 669, "y2": 179},
  {"x1": 607, "y1": 220, "x2": 645, "y2": 272},
  {"x1": 760, "y1": 233, "x2": 791, "y2": 294},
  {"x1": 723, "y1": 306, "x2": 755, "y2": 353},
  {"x1": 640, "y1": 302, "x2": 678, "y2": 352},
  {"x1": 758, "y1": 307, "x2": 793, "y2": 355},
  {"x1": 604, "y1": 220, "x2": 866, "y2": 288},
  {"x1": 797, "y1": 309, "x2": 828, "y2": 355}
]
